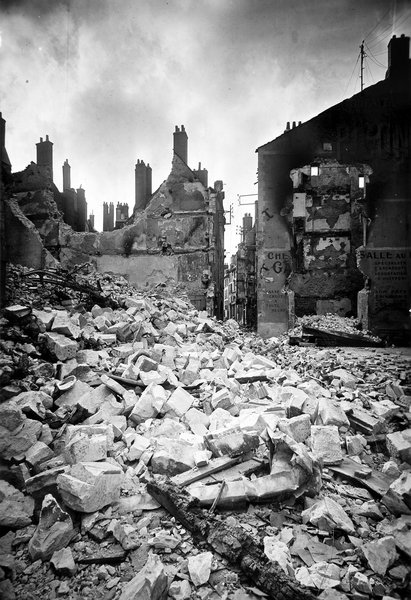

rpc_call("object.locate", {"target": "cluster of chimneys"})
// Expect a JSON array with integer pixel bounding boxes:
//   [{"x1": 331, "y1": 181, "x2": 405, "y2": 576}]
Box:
[{"x1": 284, "y1": 121, "x2": 302, "y2": 133}]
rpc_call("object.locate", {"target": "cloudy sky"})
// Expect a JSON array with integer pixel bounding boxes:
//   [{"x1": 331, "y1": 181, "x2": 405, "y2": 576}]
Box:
[{"x1": 1, "y1": 0, "x2": 410, "y2": 255}]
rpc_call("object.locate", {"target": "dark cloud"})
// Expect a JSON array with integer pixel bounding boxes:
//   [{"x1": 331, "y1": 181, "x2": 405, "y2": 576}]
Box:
[{"x1": 1, "y1": 0, "x2": 409, "y2": 246}]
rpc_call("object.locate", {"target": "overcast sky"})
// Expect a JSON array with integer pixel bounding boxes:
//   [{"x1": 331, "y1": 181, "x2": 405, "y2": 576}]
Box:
[{"x1": 1, "y1": 0, "x2": 410, "y2": 256}]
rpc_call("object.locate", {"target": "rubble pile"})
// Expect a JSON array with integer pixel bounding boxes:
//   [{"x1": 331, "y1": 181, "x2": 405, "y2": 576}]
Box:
[
  {"x1": 0, "y1": 265, "x2": 410, "y2": 600},
  {"x1": 289, "y1": 314, "x2": 382, "y2": 346}
]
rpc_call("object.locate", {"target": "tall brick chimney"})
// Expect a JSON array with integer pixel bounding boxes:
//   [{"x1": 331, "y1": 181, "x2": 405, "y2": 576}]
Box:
[
  {"x1": 386, "y1": 34, "x2": 411, "y2": 79},
  {"x1": 62, "y1": 159, "x2": 71, "y2": 190},
  {"x1": 173, "y1": 125, "x2": 188, "y2": 163},
  {"x1": 36, "y1": 134, "x2": 53, "y2": 181},
  {"x1": 134, "y1": 159, "x2": 152, "y2": 212}
]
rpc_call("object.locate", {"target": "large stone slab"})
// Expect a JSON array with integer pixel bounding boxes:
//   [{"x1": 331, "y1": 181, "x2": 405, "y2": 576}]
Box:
[
  {"x1": 57, "y1": 461, "x2": 123, "y2": 513},
  {"x1": 0, "y1": 480, "x2": 34, "y2": 529},
  {"x1": 44, "y1": 332, "x2": 78, "y2": 361}
]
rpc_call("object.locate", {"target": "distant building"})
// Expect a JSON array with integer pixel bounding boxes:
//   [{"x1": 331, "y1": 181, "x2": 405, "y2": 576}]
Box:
[
  {"x1": 115, "y1": 202, "x2": 129, "y2": 229},
  {"x1": 224, "y1": 211, "x2": 257, "y2": 326},
  {"x1": 103, "y1": 202, "x2": 114, "y2": 231},
  {"x1": 256, "y1": 34, "x2": 411, "y2": 342}
]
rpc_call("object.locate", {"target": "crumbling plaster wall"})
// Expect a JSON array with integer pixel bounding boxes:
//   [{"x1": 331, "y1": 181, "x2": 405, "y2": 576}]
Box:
[{"x1": 285, "y1": 161, "x2": 371, "y2": 317}]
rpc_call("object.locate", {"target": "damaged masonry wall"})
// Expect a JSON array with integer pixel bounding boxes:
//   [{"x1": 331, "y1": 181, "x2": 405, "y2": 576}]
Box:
[{"x1": 5, "y1": 152, "x2": 225, "y2": 318}]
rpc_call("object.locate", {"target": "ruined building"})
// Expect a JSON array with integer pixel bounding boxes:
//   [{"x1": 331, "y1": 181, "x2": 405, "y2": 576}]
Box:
[
  {"x1": 2, "y1": 123, "x2": 225, "y2": 319},
  {"x1": 256, "y1": 34, "x2": 411, "y2": 343},
  {"x1": 9, "y1": 135, "x2": 88, "y2": 234}
]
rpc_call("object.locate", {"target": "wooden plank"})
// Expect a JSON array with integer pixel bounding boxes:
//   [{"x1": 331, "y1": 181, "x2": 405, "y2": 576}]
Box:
[
  {"x1": 328, "y1": 457, "x2": 392, "y2": 497},
  {"x1": 147, "y1": 479, "x2": 317, "y2": 600},
  {"x1": 171, "y1": 455, "x2": 251, "y2": 487}
]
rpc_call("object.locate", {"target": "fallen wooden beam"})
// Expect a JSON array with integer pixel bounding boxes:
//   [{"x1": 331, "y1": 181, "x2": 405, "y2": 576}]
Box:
[{"x1": 147, "y1": 478, "x2": 316, "y2": 600}]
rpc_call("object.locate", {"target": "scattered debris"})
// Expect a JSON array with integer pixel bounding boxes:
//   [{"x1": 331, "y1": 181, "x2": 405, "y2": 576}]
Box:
[{"x1": 0, "y1": 263, "x2": 410, "y2": 599}]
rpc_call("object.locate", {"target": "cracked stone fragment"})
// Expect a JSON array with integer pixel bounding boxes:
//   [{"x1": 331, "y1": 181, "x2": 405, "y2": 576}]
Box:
[
  {"x1": 310, "y1": 425, "x2": 343, "y2": 465},
  {"x1": 302, "y1": 497, "x2": 355, "y2": 534},
  {"x1": 57, "y1": 461, "x2": 123, "y2": 512},
  {"x1": 188, "y1": 551, "x2": 213, "y2": 586},
  {"x1": 118, "y1": 552, "x2": 168, "y2": 600},
  {"x1": 44, "y1": 332, "x2": 78, "y2": 361},
  {"x1": 28, "y1": 494, "x2": 74, "y2": 561},
  {"x1": 50, "y1": 547, "x2": 77, "y2": 576},
  {"x1": 362, "y1": 536, "x2": 398, "y2": 575}
]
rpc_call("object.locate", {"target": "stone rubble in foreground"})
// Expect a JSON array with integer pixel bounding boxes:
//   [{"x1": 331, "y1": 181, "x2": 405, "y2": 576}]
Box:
[{"x1": 0, "y1": 264, "x2": 410, "y2": 600}]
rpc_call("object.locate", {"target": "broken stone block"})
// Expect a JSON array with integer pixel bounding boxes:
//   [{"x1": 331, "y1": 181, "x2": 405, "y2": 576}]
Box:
[
  {"x1": 129, "y1": 384, "x2": 169, "y2": 425},
  {"x1": 211, "y1": 388, "x2": 233, "y2": 411},
  {"x1": 28, "y1": 494, "x2": 74, "y2": 561},
  {"x1": 278, "y1": 414, "x2": 311, "y2": 443},
  {"x1": 351, "y1": 572, "x2": 372, "y2": 594},
  {"x1": 0, "y1": 400, "x2": 24, "y2": 431},
  {"x1": 127, "y1": 434, "x2": 151, "y2": 462},
  {"x1": 382, "y1": 471, "x2": 411, "y2": 515},
  {"x1": 51, "y1": 311, "x2": 81, "y2": 339},
  {"x1": 57, "y1": 461, "x2": 123, "y2": 513},
  {"x1": 183, "y1": 407, "x2": 210, "y2": 436},
  {"x1": 310, "y1": 425, "x2": 343, "y2": 465},
  {"x1": 281, "y1": 386, "x2": 310, "y2": 417},
  {"x1": 317, "y1": 398, "x2": 350, "y2": 427},
  {"x1": 370, "y1": 398, "x2": 399, "y2": 420},
  {"x1": 33, "y1": 308, "x2": 56, "y2": 331},
  {"x1": 151, "y1": 440, "x2": 196, "y2": 476},
  {"x1": 329, "y1": 368, "x2": 357, "y2": 388},
  {"x1": 168, "y1": 580, "x2": 191, "y2": 600},
  {"x1": 25, "y1": 440, "x2": 55, "y2": 468},
  {"x1": 361, "y1": 536, "x2": 398, "y2": 575},
  {"x1": 295, "y1": 561, "x2": 341, "y2": 589},
  {"x1": 188, "y1": 551, "x2": 213, "y2": 587},
  {"x1": 194, "y1": 450, "x2": 211, "y2": 467},
  {"x1": 205, "y1": 426, "x2": 259, "y2": 458},
  {"x1": 263, "y1": 537, "x2": 293, "y2": 575},
  {"x1": 50, "y1": 547, "x2": 77, "y2": 576},
  {"x1": 0, "y1": 417, "x2": 42, "y2": 461},
  {"x1": 208, "y1": 407, "x2": 237, "y2": 432},
  {"x1": 14, "y1": 390, "x2": 53, "y2": 420},
  {"x1": 44, "y1": 332, "x2": 78, "y2": 361},
  {"x1": 0, "y1": 480, "x2": 34, "y2": 529},
  {"x1": 64, "y1": 424, "x2": 114, "y2": 464},
  {"x1": 345, "y1": 434, "x2": 367, "y2": 456},
  {"x1": 348, "y1": 407, "x2": 385, "y2": 435},
  {"x1": 118, "y1": 552, "x2": 168, "y2": 600},
  {"x1": 381, "y1": 460, "x2": 401, "y2": 479},
  {"x1": 302, "y1": 497, "x2": 355, "y2": 533},
  {"x1": 113, "y1": 521, "x2": 140, "y2": 550},
  {"x1": 162, "y1": 387, "x2": 194, "y2": 419},
  {"x1": 386, "y1": 429, "x2": 411, "y2": 464}
]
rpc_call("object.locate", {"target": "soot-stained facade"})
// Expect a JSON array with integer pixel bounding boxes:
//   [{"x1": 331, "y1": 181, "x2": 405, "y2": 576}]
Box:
[{"x1": 256, "y1": 35, "x2": 411, "y2": 341}]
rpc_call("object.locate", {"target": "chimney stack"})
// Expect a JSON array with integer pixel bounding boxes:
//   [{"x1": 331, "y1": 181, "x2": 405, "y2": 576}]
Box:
[
  {"x1": 36, "y1": 135, "x2": 53, "y2": 181},
  {"x1": 134, "y1": 159, "x2": 152, "y2": 212},
  {"x1": 386, "y1": 34, "x2": 410, "y2": 79},
  {"x1": 173, "y1": 124, "x2": 188, "y2": 163},
  {"x1": 62, "y1": 159, "x2": 71, "y2": 190}
]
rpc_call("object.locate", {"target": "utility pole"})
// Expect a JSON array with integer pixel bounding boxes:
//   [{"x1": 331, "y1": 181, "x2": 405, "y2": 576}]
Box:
[{"x1": 360, "y1": 40, "x2": 365, "y2": 91}]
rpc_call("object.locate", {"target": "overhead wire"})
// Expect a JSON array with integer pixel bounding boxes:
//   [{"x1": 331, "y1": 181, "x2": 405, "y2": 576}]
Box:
[{"x1": 344, "y1": 51, "x2": 360, "y2": 97}]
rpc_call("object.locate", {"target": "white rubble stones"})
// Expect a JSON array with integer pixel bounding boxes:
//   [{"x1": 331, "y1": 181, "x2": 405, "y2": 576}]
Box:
[
  {"x1": 386, "y1": 429, "x2": 411, "y2": 464},
  {"x1": 113, "y1": 520, "x2": 140, "y2": 550},
  {"x1": 129, "y1": 383, "x2": 169, "y2": 425},
  {"x1": 295, "y1": 562, "x2": 341, "y2": 589},
  {"x1": 168, "y1": 580, "x2": 192, "y2": 600},
  {"x1": 317, "y1": 397, "x2": 349, "y2": 427},
  {"x1": 57, "y1": 461, "x2": 123, "y2": 512},
  {"x1": 25, "y1": 440, "x2": 54, "y2": 468},
  {"x1": 28, "y1": 494, "x2": 74, "y2": 561},
  {"x1": 362, "y1": 536, "x2": 398, "y2": 575},
  {"x1": 302, "y1": 497, "x2": 355, "y2": 533},
  {"x1": 188, "y1": 551, "x2": 213, "y2": 586},
  {"x1": 51, "y1": 310, "x2": 81, "y2": 339},
  {"x1": 119, "y1": 552, "x2": 168, "y2": 600},
  {"x1": 205, "y1": 426, "x2": 259, "y2": 458},
  {"x1": 44, "y1": 331, "x2": 78, "y2": 361},
  {"x1": 310, "y1": 425, "x2": 343, "y2": 464},
  {"x1": 64, "y1": 424, "x2": 114, "y2": 464},
  {"x1": 345, "y1": 434, "x2": 367, "y2": 456},
  {"x1": 278, "y1": 414, "x2": 311, "y2": 443},
  {"x1": 263, "y1": 536, "x2": 293, "y2": 575},
  {"x1": 163, "y1": 387, "x2": 194, "y2": 418}
]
